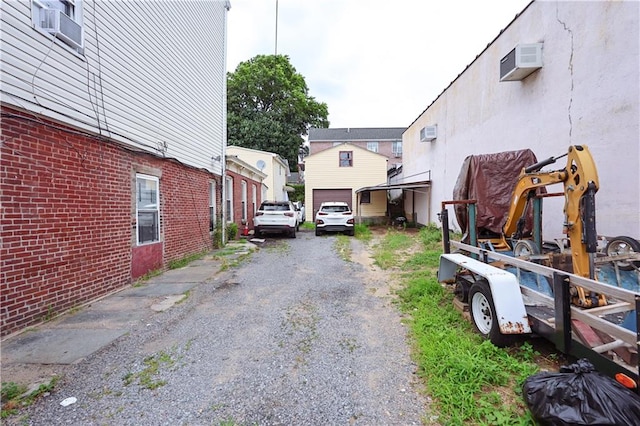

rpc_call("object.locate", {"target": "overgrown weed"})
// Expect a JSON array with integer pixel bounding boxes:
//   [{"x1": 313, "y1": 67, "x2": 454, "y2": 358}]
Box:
[{"x1": 378, "y1": 225, "x2": 541, "y2": 425}]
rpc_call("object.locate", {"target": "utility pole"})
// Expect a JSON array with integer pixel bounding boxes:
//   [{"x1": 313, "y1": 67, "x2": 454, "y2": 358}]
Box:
[{"x1": 275, "y1": 0, "x2": 279, "y2": 55}]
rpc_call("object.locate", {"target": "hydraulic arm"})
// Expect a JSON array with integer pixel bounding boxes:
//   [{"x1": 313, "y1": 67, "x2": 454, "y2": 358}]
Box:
[{"x1": 500, "y1": 146, "x2": 602, "y2": 306}]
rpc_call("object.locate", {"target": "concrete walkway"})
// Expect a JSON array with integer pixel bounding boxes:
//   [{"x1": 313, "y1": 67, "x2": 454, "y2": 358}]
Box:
[{"x1": 1, "y1": 240, "x2": 258, "y2": 388}]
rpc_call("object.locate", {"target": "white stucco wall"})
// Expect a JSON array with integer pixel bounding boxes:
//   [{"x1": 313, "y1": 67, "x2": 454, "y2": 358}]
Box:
[{"x1": 404, "y1": 0, "x2": 639, "y2": 239}]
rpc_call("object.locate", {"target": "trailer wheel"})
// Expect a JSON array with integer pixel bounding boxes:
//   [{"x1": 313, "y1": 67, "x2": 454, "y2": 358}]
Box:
[
  {"x1": 469, "y1": 279, "x2": 516, "y2": 347},
  {"x1": 605, "y1": 236, "x2": 640, "y2": 271}
]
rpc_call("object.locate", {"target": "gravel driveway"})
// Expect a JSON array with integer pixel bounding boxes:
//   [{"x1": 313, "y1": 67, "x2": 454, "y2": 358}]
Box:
[{"x1": 15, "y1": 231, "x2": 429, "y2": 425}]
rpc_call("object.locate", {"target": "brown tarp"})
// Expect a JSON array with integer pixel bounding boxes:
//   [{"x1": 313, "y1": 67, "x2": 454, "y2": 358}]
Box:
[{"x1": 452, "y1": 149, "x2": 540, "y2": 240}]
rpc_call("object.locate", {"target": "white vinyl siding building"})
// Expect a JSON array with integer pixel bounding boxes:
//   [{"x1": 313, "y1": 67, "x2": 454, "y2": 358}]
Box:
[{"x1": 1, "y1": 0, "x2": 228, "y2": 174}]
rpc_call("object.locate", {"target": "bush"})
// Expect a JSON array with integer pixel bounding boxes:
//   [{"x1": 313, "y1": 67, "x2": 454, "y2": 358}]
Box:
[
  {"x1": 226, "y1": 222, "x2": 239, "y2": 241},
  {"x1": 212, "y1": 222, "x2": 224, "y2": 249}
]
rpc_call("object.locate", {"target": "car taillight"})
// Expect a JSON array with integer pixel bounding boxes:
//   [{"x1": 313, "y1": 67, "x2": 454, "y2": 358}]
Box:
[
  {"x1": 347, "y1": 218, "x2": 354, "y2": 224},
  {"x1": 256, "y1": 212, "x2": 264, "y2": 216},
  {"x1": 316, "y1": 219, "x2": 324, "y2": 224},
  {"x1": 343, "y1": 212, "x2": 352, "y2": 215},
  {"x1": 318, "y1": 212, "x2": 328, "y2": 216},
  {"x1": 284, "y1": 212, "x2": 294, "y2": 217}
]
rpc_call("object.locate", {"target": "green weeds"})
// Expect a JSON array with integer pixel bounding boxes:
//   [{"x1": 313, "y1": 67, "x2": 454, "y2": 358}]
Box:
[
  {"x1": 1, "y1": 377, "x2": 59, "y2": 418},
  {"x1": 334, "y1": 235, "x2": 352, "y2": 261},
  {"x1": 379, "y1": 227, "x2": 541, "y2": 425},
  {"x1": 372, "y1": 230, "x2": 415, "y2": 269},
  {"x1": 354, "y1": 223, "x2": 372, "y2": 241},
  {"x1": 168, "y1": 250, "x2": 208, "y2": 270},
  {"x1": 123, "y1": 346, "x2": 186, "y2": 390}
]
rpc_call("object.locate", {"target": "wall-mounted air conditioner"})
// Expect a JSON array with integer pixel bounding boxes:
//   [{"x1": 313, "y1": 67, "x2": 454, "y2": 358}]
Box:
[
  {"x1": 420, "y1": 125, "x2": 437, "y2": 142},
  {"x1": 500, "y1": 43, "x2": 542, "y2": 82},
  {"x1": 40, "y1": 9, "x2": 82, "y2": 49},
  {"x1": 393, "y1": 152, "x2": 402, "y2": 158}
]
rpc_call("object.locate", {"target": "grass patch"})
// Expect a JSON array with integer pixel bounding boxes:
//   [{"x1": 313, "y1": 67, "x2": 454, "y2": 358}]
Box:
[
  {"x1": 301, "y1": 222, "x2": 315, "y2": 230},
  {"x1": 334, "y1": 235, "x2": 352, "y2": 261},
  {"x1": 123, "y1": 345, "x2": 187, "y2": 390},
  {"x1": 380, "y1": 226, "x2": 541, "y2": 425},
  {"x1": 133, "y1": 268, "x2": 163, "y2": 286},
  {"x1": 1, "y1": 377, "x2": 59, "y2": 418},
  {"x1": 371, "y1": 230, "x2": 415, "y2": 269},
  {"x1": 354, "y1": 223, "x2": 372, "y2": 242},
  {"x1": 168, "y1": 250, "x2": 208, "y2": 270}
]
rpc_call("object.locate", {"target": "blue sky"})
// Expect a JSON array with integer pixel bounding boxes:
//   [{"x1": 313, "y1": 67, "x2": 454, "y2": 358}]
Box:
[{"x1": 227, "y1": 0, "x2": 533, "y2": 128}]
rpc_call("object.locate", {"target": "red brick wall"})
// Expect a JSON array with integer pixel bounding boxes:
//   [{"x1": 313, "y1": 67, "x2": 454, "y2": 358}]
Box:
[
  {"x1": 226, "y1": 169, "x2": 262, "y2": 233},
  {"x1": 1, "y1": 107, "x2": 221, "y2": 336}
]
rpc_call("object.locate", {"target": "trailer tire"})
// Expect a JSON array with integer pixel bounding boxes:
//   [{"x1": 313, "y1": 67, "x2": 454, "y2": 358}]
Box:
[
  {"x1": 469, "y1": 279, "x2": 517, "y2": 347},
  {"x1": 605, "y1": 236, "x2": 640, "y2": 271}
]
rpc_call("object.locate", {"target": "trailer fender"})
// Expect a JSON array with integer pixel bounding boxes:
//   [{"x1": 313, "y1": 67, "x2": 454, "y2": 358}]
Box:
[{"x1": 439, "y1": 253, "x2": 531, "y2": 334}]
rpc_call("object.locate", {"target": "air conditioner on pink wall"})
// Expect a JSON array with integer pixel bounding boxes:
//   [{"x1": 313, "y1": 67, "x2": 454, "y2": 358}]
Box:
[{"x1": 40, "y1": 8, "x2": 83, "y2": 49}]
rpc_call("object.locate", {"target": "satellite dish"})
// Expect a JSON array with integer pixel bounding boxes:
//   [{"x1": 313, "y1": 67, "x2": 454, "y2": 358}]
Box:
[{"x1": 256, "y1": 160, "x2": 266, "y2": 171}]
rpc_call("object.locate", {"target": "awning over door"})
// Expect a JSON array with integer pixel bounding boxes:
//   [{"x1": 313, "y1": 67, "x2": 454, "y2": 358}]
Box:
[{"x1": 355, "y1": 181, "x2": 431, "y2": 193}]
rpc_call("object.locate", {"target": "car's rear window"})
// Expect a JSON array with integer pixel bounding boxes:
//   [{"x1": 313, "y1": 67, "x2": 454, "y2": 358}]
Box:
[
  {"x1": 261, "y1": 203, "x2": 290, "y2": 211},
  {"x1": 321, "y1": 206, "x2": 350, "y2": 213}
]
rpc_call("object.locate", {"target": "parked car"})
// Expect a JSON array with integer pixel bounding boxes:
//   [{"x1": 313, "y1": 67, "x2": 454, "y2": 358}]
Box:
[
  {"x1": 315, "y1": 201, "x2": 355, "y2": 236},
  {"x1": 292, "y1": 201, "x2": 306, "y2": 223},
  {"x1": 254, "y1": 200, "x2": 299, "y2": 238}
]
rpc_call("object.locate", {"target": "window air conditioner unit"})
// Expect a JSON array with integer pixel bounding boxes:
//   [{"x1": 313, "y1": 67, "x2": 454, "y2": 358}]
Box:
[
  {"x1": 500, "y1": 43, "x2": 542, "y2": 82},
  {"x1": 420, "y1": 125, "x2": 437, "y2": 142},
  {"x1": 40, "y1": 9, "x2": 82, "y2": 49},
  {"x1": 394, "y1": 152, "x2": 402, "y2": 158}
]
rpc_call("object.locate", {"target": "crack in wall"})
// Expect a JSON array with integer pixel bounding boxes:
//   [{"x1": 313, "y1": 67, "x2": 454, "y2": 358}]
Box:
[{"x1": 556, "y1": 5, "x2": 575, "y2": 143}]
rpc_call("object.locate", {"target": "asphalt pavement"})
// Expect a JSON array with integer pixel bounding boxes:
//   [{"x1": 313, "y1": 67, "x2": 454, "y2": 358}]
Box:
[{"x1": 1, "y1": 239, "x2": 258, "y2": 388}]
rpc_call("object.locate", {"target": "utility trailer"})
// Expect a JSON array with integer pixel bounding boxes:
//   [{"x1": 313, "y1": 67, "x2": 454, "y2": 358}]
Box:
[{"x1": 438, "y1": 202, "x2": 640, "y2": 393}]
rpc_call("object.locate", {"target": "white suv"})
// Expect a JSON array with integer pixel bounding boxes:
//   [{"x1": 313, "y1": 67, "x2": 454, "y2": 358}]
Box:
[
  {"x1": 315, "y1": 201, "x2": 355, "y2": 236},
  {"x1": 253, "y1": 201, "x2": 299, "y2": 238}
]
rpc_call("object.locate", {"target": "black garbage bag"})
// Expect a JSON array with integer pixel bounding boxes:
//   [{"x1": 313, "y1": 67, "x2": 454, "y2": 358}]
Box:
[{"x1": 523, "y1": 358, "x2": 640, "y2": 425}]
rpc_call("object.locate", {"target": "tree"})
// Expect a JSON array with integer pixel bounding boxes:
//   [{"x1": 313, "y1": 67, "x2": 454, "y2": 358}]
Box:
[{"x1": 227, "y1": 55, "x2": 329, "y2": 166}]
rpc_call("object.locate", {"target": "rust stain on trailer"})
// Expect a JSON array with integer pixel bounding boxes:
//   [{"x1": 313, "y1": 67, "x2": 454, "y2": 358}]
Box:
[{"x1": 500, "y1": 320, "x2": 527, "y2": 334}]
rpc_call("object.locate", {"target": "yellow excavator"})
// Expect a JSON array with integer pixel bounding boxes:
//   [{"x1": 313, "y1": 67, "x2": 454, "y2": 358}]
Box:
[{"x1": 494, "y1": 145, "x2": 604, "y2": 307}]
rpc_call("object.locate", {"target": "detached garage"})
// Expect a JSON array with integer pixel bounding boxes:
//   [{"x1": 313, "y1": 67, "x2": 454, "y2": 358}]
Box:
[
  {"x1": 304, "y1": 143, "x2": 388, "y2": 224},
  {"x1": 312, "y1": 188, "x2": 352, "y2": 218}
]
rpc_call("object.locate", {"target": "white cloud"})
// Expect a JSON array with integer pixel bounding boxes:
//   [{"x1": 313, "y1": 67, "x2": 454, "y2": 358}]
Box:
[{"x1": 227, "y1": 0, "x2": 532, "y2": 128}]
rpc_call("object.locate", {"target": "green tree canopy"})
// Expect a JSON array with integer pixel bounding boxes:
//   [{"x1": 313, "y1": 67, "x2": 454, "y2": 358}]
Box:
[{"x1": 227, "y1": 55, "x2": 329, "y2": 166}]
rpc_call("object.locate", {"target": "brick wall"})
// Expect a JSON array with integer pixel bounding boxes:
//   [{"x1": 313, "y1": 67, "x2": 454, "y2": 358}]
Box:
[
  {"x1": 226, "y1": 169, "x2": 262, "y2": 233},
  {"x1": 1, "y1": 107, "x2": 221, "y2": 337}
]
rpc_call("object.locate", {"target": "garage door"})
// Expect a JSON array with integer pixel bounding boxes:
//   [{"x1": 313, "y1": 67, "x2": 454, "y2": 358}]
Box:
[{"x1": 312, "y1": 189, "x2": 353, "y2": 218}]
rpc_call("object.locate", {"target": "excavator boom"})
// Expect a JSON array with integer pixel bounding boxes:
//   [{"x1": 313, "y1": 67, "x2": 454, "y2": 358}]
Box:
[{"x1": 501, "y1": 145, "x2": 599, "y2": 280}]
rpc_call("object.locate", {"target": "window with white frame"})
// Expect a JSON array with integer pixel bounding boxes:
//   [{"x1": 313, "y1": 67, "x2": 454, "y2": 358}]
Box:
[
  {"x1": 209, "y1": 181, "x2": 217, "y2": 232},
  {"x1": 136, "y1": 174, "x2": 159, "y2": 245},
  {"x1": 32, "y1": 0, "x2": 84, "y2": 50},
  {"x1": 252, "y1": 184, "x2": 257, "y2": 215},
  {"x1": 367, "y1": 141, "x2": 379, "y2": 153},
  {"x1": 392, "y1": 141, "x2": 402, "y2": 156},
  {"x1": 241, "y1": 181, "x2": 247, "y2": 222},
  {"x1": 225, "y1": 176, "x2": 233, "y2": 222}
]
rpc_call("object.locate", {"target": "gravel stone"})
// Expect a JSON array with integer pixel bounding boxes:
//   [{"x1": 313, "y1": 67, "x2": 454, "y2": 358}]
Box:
[{"x1": 15, "y1": 233, "x2": 430, "y2": 425}]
